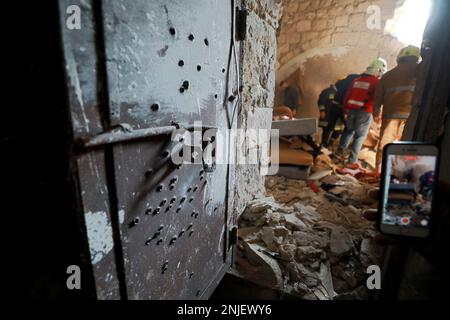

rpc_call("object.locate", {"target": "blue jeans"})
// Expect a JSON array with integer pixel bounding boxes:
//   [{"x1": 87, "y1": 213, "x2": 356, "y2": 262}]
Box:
[{"x1": 337, "y1": 109, "x2": 372, "y2": 163}]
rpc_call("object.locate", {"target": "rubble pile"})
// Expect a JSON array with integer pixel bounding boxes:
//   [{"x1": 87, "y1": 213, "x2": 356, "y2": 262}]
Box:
[{"x1": 235, "y1": 173, "x2": 384, "y2": 300}]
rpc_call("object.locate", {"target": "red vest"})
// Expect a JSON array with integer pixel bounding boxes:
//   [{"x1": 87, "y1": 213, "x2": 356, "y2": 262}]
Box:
[{"x1": 344, "y1": 74, "x2": 379, "y2": 113}]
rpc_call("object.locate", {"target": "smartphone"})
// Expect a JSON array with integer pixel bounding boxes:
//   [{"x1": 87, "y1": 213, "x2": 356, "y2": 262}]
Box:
[{"x1": 378, "y1": 143, "x2": 439, "y2": 238}]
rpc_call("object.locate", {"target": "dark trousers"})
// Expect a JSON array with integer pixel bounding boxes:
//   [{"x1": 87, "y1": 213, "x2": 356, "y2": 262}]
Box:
[{"x1": 321, "y1": 105, "x2": 345, "y2": 147}]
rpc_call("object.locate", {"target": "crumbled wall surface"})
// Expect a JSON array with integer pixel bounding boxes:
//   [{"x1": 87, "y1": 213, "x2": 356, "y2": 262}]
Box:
[
  {"x1": 237, "y1": 174, "x2": 384, "y2": 300},
  {"x1": 234, "y1": 0, "x2": 282, "y2": 214},
  {"x1": 276, "y1": 0, "x2": 407, "y2": 117}
]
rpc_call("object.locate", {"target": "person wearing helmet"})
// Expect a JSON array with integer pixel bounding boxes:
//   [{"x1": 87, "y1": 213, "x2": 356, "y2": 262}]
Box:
[
  {"x1": 373, "y1": 45, "x2": 421, "y2": 173},
  {"x1": 318, "y1": 83, "x2": 339, "y2": 147},
  {"x1": 335, "y1": 58, "x2": 388, "y2": 168},
  {"x1": 319, "y1": 74, "x2": 360, "y2": 149}
]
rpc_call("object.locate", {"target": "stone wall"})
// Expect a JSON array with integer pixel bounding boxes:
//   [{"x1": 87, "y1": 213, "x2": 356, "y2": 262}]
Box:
[
  {"x1": 276, "y1": 0, "x2": 407, "y2": 118},
  {"x1": 234, "y1": 0, "x2": 282, "y2": 214}
]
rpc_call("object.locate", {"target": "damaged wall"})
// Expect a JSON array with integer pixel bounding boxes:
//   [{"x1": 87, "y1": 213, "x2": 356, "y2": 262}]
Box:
[
  {"x1": 234, "y1": 0, "x2": 282, "y2": 214},
  {"x1": 276, "y1": 0, "x2": 407, "y2": 118}
]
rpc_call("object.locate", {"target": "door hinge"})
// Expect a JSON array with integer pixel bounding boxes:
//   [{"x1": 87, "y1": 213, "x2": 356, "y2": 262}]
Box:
[
  {"x1": 235, "y1": 8, "x2": 247, "y2": 41},
  {"x1": 228, "y1": 226, "x2": 238, "y2": 248}
]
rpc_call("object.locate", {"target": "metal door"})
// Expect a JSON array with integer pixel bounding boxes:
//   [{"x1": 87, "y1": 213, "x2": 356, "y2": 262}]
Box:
[{"x1": 59, "y1": 0, "x2": 239, "y2": 299}]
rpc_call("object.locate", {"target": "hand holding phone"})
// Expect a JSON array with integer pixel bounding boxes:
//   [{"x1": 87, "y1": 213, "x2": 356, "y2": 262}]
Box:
[{"x1": 378, "y1": 143, "x2": 439, "y2": 238}]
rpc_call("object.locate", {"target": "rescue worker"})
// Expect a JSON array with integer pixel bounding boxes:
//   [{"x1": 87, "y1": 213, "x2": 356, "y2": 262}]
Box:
[
  {"x1": 279, "y1": 80, "x2": 301, "y2": 113},
  {"x1": 335, "y1": 74, "x2": 361, "y2": 108},
  {"x1": 318, "y1": 84, "x2": 339, "y2": 147},
  {"x1": 374, "y1": 45, "x2": 421, "y2": 172},
  {"x1": 336, "y1": 58, "x2": 388, "y2": 168},
  {"x1": 319, "y1": 74, "x2": 360, "y2": 148}
]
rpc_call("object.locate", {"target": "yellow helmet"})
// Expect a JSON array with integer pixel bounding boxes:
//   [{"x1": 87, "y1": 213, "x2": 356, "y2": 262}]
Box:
[
  {"x1": 366, "y1": 58, "x2": 388, "y2": 77},
  {"x1": 397, "y1": 45, "x2": 421, "y2": 62}
]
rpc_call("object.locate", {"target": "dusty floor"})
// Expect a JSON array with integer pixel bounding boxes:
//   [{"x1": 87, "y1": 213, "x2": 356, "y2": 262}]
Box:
[{"x1": 233, "y1": 147, "x2": 385, "y2": 300}]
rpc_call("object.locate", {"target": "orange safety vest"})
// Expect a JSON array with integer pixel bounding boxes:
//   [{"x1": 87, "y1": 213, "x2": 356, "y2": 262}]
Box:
[{"x1": 344, "y1": 74, "x2": 379, "y2": 114}]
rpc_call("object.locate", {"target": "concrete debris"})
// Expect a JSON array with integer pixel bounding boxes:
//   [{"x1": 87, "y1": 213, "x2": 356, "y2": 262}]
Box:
[
  {"x1": 273, "y1": 226, "x2": 290, "y2": 238},
  {"x1": 329, "y1": 225, "x2": 354, "y2": 256},
  {"x1": 360, "y1": 238, "x2": 384, "y2": 264},
  {"x1": 283, "y1": 213, "x2": 308, "y2": 230},
  {"x1": 292, "y1": 230, "x2": 329, "y2": 248},
  {"x1": 238, "y1": 242, "x2": 284, "y2": 290},
  {"x1": 242, "y1": 196, "x2": 289, "y2": 221},
  {"x1": 260, "y1": 227, "x2": 276, "y2": 247},
  {"x1": 236, "y1": 174, "x2": 384, "y2": 300},
  {"x1": 285, "y1": 262, "x2": 303, "y2": 282},
  {"x1": 296, "y1": 246, "x2": 322, "y2": 261},
  {"x1": 318, "y1": 262, "x2": 336, "y2": 298},
  {"x1": 279, "y1": 243, "x2": 297, "y2": 261},
  {"x1": 238, "y1": 226, "x2": 262, "y2": 242},
  {"x1": 321, "y1": 175, "x2": 342, "y2": 184}
]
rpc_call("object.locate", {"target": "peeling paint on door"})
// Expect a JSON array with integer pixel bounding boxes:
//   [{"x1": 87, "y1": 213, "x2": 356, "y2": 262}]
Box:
[{"x1": 85, "y1": 211, "x2": 114, "y2": 265}]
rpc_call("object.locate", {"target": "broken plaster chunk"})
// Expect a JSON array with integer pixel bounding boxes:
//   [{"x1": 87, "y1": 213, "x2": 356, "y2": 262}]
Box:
[
  {"x1": 248, "y1": 169, "x2": 382, "y2": 298},
  {"x1": 265, "y1": 237, "x2": 282, "y2": 253},
  {"x1": 273, "y1": 225, "x2": 290, "y2": 238},
  {"x1": 286, "y1": 263, "x2": 321, "y2": 289},
  {"x1": 294, "y1": 203, "x2": 321, "y2": 220},
  {"x1": 360, "y1": 238, "x2": 384, "y2": 264},
  {"x1": 296, "y1": 246, "x2": 323, "y2": 262},
  {"x1": 294, "y1": 282, "x2": 309, "y2": 296},
  {"x1": 279, "y1": 243, "x2": 297, "y2": 261},
  {"x1": 241, "y1": 242, "x2": 284, "y2": 290},
  {"x1": 319, "y1": 262, "x2": 336, "y2": 299},
  {"x1": 283, "y1": 213, "x2": 308, "y2": 231},
  {"x1": 296, "y1": 263, "x2": 319, "y2": 281},
  {"x1": 292, "y1": 230, "x2": 330, "y2": 249},
  {"x1": 242, "y1": 196, "x2": 287, "y2": 221},
  {"x1": 261, "y1": 227, "x2": 275, "y2": 247},
  {"x1": 313, "y1": 287, "x2": 329, "y2": 300},
  {"x1": 238, "y1": 226, "x2": 261, "y2": 243},
  {"x1": 297, "y1": 188, "x2": 317, "y2": 200},
  {"x1": 285, "y1": 262, "x2": 302, "y2": 282},
  {"x1": 266, "y1": 211, "x2": 282, "y2": 226},
  {"x1": 273, "y1": 236, "x2": 283, "y2": 245},
  {"x1": 329, "y1": 225, "x2": 354, "y2": 256}
]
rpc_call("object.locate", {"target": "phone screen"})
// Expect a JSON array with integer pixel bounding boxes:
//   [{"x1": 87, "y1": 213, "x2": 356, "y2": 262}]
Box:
[{"x1": 381, "y1": 153, "x2": 437, "y2": 235}]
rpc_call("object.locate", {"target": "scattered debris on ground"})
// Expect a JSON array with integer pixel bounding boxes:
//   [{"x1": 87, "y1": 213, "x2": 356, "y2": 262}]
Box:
[{"x1": 235, "y1": 156, "x2": 384, "y2": 300}]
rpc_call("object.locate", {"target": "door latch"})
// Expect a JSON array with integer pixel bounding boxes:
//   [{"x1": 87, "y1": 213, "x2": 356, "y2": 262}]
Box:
[{"x1": 228, "y1": 226, "x2": 238, "y2": 249}]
